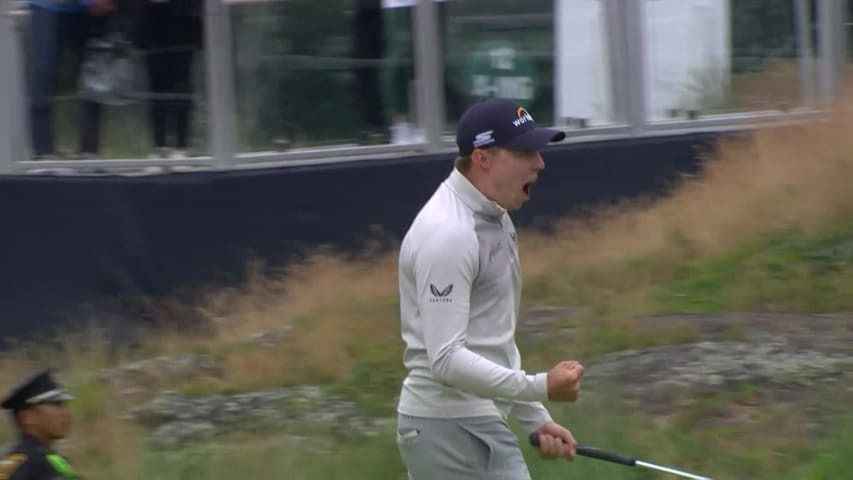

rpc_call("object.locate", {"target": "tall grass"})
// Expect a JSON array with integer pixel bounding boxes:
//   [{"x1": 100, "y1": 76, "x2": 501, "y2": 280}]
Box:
[{"x1": 520, "y1": 100, "x2": 853, "y2": 310}]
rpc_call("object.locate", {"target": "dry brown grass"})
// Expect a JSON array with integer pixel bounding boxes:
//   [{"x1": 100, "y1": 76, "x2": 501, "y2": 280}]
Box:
[
  {"x1": 519, "y1": 98, "x2": 853, "y2": 285},
  {"x1": 728, "y1": 59, "x2": 803, "y2": 112},
  {"x1": 177, "y1": 251, "x2": 404, "y2": 391},
  {"x1": 63, "y1": 390, "x2": 147, "y2": 478},
  {"x1": 198, "y1": 252, "x2": 398, "y2": 338}
]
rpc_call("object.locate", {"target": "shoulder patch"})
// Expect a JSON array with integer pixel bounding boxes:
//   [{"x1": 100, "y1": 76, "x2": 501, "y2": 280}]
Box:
[{"x1": 0, "y1": 453, "x2": 27, "y2": 480}]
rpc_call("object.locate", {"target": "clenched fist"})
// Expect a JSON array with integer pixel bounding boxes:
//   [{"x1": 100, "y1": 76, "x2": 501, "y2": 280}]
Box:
[
  {"x1": 534, "y1": 422, "x2": 578, "y2": 460},
  {"x1": 546, "y1": 360, "x2": 584, "y2": 401}
]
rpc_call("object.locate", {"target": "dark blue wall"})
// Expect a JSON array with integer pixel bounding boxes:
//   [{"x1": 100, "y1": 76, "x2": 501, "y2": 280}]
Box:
[{"x1": 0, "y1": 131, "x2": 727, "y2": 343}]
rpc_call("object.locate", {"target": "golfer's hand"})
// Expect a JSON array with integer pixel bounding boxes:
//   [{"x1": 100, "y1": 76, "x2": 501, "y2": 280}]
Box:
[
  {"x1": 546, "y1": 360, "x2": 584, "y2": 402},
  {"x1": 534, "y1": 422, "x2": 577, "y2": 460}
]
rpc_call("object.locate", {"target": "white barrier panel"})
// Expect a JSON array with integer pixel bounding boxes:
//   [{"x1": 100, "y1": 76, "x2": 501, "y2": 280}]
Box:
[
  {"x1": 556, "y1": 0, "x2": 730, "y2": 124},
  {"x1": 644, "y1": 0, "x2": 730, "y2": 119},
  {"x1": 555, "y1": 0, "x2": 613, "y2": 125}
]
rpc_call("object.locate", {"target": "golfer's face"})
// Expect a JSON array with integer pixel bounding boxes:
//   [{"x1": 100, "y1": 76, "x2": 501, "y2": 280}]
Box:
[{"x1": 485, "y1": 147, "x2": 545, "y2": 211}]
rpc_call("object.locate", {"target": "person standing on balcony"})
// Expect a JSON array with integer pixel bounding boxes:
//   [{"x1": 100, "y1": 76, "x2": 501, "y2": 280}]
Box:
[
  {"x1": 26, "y1": 0, "x2": 113, "y2": 160},
  {"x1": 135, "y1": 0, "x2": 202, "y2": 159}
]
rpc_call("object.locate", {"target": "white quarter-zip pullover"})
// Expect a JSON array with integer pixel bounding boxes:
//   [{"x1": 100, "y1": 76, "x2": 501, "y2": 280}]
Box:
[{"x1": 396, "y1": 167, "x2": 552, "y2": 433}]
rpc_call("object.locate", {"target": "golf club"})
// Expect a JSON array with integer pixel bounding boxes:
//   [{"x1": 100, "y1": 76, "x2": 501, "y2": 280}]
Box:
[{"x1": 529, "y1": 433, "x2": 713, "y2": 480}]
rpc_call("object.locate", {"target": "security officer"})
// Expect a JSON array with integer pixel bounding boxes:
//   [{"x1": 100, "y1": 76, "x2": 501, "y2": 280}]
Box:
[{"x1": 0, "y1": 369, "x2": 79, "y2": 480}]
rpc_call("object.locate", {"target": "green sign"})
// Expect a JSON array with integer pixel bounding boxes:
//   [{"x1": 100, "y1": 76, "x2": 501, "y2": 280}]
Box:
[{"x1": 465, "y1": 40, "x2": 536, "y2": 103}]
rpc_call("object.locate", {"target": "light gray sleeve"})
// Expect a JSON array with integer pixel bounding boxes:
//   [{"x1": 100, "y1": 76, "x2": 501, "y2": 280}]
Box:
[
  {"x1": 510, "y1": 400, "x2": 554, "y2": 433},
  {"x1": 414, "y1": 226, "x2": 549, "y2": 402}
]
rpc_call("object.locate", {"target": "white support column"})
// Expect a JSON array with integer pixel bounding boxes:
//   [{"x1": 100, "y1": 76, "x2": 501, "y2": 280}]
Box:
[
  {"x1": 204, "y1": 0, "x2": 238, "y2": 169},
  {"x1": 602, "y1": 0, "x2": 629, "y2": 124},
  {"x1": 603, "y1": 0, "x2": 647, "y2": 132},
  {"x1": 622, "y1": 0, "x2": 647, "y2": 133},
  {"x1": 817, "y1": 0, "x2": 846, "y2": 104},
  {"x1": 0, "y1": 0, "x2": 17, "y2": 173},
  {"x1": 11, "y1": 12, "x2": 27, "y2": 166},
  {"x1": 414, "y1": 0, "x2": 446, "y2": 152}
]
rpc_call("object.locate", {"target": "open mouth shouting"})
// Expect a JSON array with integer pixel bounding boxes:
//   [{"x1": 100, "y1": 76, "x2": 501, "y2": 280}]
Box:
[{"x1": 522, "y1": 178, "x2": 537, "y2": 199}]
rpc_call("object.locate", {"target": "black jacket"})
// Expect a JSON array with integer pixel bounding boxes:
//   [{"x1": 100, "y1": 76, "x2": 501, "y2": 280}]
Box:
[
  {"x1": 0, "y1": 435, "x2": 78, "y2": 480},
  {"x1": 132, "y1": 0, "x2": 203, "y2": 51}
]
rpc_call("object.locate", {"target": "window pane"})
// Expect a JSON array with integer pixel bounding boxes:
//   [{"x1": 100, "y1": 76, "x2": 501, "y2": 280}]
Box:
[
  {"x1": 441, "y1": 0, "x2": 561, "y2": 129},
  {"x1": 554, "y1": 0, "x2": 615, "y2": 127},
  {"x1": 381, "y1": 0, "x2": 422, "y2": 144},
  {"x1": 231, "y1": 0, "x2": 418, "y2": 150},
  {"x1": 16, "y1": 0, "x2": 208, "y2": 160},
  {"x1": 644, "y1": 0, "x2": 807, "y2": 121}
]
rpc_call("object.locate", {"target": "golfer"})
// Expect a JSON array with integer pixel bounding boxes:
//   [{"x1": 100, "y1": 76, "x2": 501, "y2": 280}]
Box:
[{"x1": 395, "y1": 98, "x2": 584, "y2": 479}]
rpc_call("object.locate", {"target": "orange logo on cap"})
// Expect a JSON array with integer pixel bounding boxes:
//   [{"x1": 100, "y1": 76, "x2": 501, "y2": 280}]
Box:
[{"x1": 513, "y1": 107, "x2": 534, "y2": 127}]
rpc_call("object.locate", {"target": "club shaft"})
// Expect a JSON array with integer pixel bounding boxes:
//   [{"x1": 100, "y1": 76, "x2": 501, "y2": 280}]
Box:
[
  {"x1": 528, "y1": 433, "x2": 712, "y2": 479},
  {"x1": 636, "y1": 460, "x2": 713, "y2": 480}
]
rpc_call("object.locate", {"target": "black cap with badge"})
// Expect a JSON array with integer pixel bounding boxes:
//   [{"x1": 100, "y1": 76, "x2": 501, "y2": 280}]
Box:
[
  {"x1": 1, "y1": 369, "x2": 74, "y2": 413},
  {"x1": 455, "y1": 98, "x2": 566, "y2": 156}
]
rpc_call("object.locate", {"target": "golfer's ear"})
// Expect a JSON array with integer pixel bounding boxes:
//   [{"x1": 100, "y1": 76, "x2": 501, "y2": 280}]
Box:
[{"x1": 471, "y1": 148, "x2": 490, "y2": 170}]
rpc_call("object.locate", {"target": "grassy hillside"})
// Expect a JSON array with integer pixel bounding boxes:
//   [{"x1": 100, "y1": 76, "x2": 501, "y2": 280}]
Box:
[{"x1": 1, "y1": 96, "x2": 852, "y2": 479}]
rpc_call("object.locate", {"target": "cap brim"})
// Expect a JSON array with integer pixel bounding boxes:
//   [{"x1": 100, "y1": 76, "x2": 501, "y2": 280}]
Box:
[
  {"x1": 27, "y1": 389, "x2": 74, "y2": 404},
  {"x1": 505, "y1": 127, "x2": 566, "y2": 152}
]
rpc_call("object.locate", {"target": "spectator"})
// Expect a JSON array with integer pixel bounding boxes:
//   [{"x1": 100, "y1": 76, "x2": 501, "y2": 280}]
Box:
[
  {"x1": 352, "y1": 0, "x2": 388, "y2": 144},
  {"x1": 136, "y1": 0, "x2": 202, "y2": 159},
  {"x1": 27, "y1": 0, "x2": 114, "y2": 160}
]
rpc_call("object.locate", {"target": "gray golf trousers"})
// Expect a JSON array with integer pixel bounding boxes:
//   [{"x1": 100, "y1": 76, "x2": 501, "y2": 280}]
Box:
[{"x1": 396, "y1": 413, "x2": 532, "y2": 480}]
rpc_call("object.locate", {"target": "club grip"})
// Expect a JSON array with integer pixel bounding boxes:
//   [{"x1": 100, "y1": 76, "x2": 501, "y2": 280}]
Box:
[
  {"x1": 576, "y1": 446, "x2": 636, "y2": 466},
  {"x1": 528, "y1": 433, "x2": 636, "y2": 466}
]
